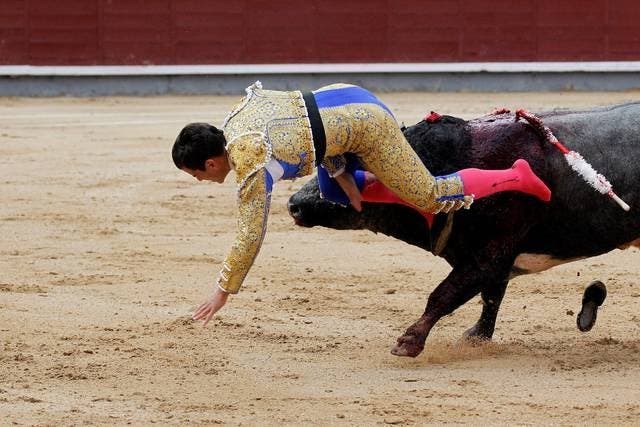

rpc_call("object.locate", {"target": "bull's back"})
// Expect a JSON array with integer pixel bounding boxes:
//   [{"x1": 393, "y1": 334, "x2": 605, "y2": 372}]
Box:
[{"x1": 523, "y1": 103, "x2": 640, "y2": 258}]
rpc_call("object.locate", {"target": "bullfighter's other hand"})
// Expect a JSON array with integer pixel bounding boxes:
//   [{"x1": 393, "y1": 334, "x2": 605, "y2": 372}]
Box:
[
  {"x1": 334, "y1": 171, "x2": 363, "y2": 212},
  {"x1": 192, "y1": 286, "x2": 230, "y2": 327}
]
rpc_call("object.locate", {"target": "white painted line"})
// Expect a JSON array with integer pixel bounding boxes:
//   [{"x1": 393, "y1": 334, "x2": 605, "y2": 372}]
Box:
[
  {"x1": 2, "y1": 119, "x2": 202, "y2": 128},
  {"x1": 0, "y1": 111, "x2": 216, "y2": 120},
  {"x1": 2, "y1": 62, "x2": 640, "y2": 76}
]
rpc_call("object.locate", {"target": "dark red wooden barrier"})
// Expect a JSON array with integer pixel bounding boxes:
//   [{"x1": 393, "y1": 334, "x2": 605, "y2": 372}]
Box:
[{"x1": 1, "y1": 0, "x2": 639, "y2": 65}]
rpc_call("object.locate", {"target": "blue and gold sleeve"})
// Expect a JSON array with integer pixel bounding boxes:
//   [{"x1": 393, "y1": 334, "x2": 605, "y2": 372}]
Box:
[
  {"x1": 321, "y1": 154, "x2": 347, "y2": 177},
  {"x1": 216, "y1": 169, "x2": 271, "y2": 294}
]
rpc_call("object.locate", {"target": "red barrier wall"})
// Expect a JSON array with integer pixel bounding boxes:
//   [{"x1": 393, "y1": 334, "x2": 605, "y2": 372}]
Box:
[{"x1": 2, "y1": 0, "x2": 639, "y2": 65}]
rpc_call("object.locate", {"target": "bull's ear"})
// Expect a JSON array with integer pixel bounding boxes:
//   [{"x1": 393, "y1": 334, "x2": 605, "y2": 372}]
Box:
[{"x1": 400, "y1": 122, "x2": 406, "y2": 132}]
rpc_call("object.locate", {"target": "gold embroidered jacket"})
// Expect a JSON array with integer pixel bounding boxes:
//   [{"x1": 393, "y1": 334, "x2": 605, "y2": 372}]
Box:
[{"x1": 218, "y1": 82, "x2": 317, "y2": 293}]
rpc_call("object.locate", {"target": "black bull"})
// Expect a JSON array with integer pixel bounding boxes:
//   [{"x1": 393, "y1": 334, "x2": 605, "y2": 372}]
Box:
[{"x1": 287, "y1": 102, "x2": 640, "y2": 358}]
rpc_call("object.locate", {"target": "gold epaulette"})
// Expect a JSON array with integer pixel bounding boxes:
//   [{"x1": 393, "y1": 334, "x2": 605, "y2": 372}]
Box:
[{"x1": 227, "y1": 132, "x2": 271, "y2": 188}]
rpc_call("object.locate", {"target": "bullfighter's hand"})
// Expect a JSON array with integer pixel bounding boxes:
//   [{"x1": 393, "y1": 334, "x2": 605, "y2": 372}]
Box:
[
  {"x1": 346, "y1": 187, "x2": 363, "y2": 212},
  {"x1": 335, "y1": 172, "x2": 363, "y2": 212},
  {"x1": 192, "y1": 286, "x2": 230, "y2": 327}
]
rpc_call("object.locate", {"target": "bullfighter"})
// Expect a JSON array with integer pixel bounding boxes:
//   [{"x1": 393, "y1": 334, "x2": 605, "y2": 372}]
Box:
[{"x1": 171, "y1": 82, "x2": 551, "y2": 324}]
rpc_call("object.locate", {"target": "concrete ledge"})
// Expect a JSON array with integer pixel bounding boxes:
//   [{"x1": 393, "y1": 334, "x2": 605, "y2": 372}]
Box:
[
  {"x1": 1, "y1": 63, "x2": 639, "y2": 95},
  {"x1": 3, "y1": 62, "x2": 640, "y2": 76}
]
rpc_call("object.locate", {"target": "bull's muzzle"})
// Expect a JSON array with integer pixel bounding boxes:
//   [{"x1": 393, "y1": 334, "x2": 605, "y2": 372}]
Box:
[{"x1": 287, "y1": 200, "x2": 306, "y2": 226}]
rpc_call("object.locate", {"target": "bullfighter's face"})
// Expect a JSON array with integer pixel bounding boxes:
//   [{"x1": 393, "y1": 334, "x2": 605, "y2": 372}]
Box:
[{"x1": 181, "y1": 155, "x2": 231, "y2": 184}]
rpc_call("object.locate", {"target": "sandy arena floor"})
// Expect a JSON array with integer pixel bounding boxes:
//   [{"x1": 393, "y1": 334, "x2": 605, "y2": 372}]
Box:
[{"x1": 1, "y1": 90, "x2": 640, "y2": 426}]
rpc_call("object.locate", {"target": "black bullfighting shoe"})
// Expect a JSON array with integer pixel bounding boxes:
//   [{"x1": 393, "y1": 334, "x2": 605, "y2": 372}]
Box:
[{"x1": 577, "y1": 280, "x2": 607, "y2": 332}]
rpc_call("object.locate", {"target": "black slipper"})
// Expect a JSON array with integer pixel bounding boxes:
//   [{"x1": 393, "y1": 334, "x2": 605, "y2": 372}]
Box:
[{"x1": 577, "y1": 280, "x2": 607, "y2": 332}]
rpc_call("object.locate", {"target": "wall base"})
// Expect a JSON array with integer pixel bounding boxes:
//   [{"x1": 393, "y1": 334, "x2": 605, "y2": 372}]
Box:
[{"x1": 1, "y1": 72, "x2": 639, "y2": 96}]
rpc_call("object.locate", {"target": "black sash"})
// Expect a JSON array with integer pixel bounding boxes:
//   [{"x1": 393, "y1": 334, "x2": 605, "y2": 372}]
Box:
[{"x1": 302, "y1": 91, "x2": 326, "y2": 166}]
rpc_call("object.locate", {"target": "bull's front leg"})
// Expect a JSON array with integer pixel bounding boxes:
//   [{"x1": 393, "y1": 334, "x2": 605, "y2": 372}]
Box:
[
  {"x1": 463, "y1": 279, "x2": 509, "y2": 340},
  {"x1": 391, "y1": 255, "x2": 515, "y2": 358},
  {"x1": 391, "y1": 267, "x2": 483, "y2": 357}
]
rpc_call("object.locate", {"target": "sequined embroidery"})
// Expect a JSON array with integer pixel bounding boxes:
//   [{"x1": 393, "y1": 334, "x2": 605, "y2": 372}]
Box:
[
  {"x1": 216, "y1": 169, "x2": 271, "y2": 294},
  {"x1": 219, "y1": 82, "x2": 316, "y2": 293},
  {"x1": 321, "y1": 155, "x2": 347, "y2": 177},
  {"x1": 227, "y1": 132, "x2": 271, "y2": 190}
]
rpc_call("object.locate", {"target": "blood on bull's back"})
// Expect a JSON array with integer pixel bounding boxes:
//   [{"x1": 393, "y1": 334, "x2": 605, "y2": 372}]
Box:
[{"x1": 521, "y1": 103, "x2": 640, "y2": 260}]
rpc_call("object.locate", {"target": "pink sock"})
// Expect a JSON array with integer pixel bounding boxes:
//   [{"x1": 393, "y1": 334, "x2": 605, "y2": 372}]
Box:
[
  {"x1": 361, "y1": 180, "x2": 434, "y2": 227},
  {"x1": 458, "y1": 159, "x2": 551, "y2": 202},
  {"x1": 362, "y1": 180, "x2": 410, "y2": 205}
]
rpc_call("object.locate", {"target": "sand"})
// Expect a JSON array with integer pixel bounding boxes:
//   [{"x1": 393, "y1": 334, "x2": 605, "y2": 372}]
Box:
[{"x1": 1, "y1": 91, "x2": 640, "y2": 426}]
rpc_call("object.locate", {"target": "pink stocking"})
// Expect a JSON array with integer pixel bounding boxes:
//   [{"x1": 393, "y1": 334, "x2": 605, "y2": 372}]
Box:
[{"x1": 458, "y1": 159, "x2": 551, "y2": 202}]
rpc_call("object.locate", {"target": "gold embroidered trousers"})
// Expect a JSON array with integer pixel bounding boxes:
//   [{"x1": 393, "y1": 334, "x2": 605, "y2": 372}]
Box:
[{"x1": 315, "y1": 84, "x2": 465, "y2": 213}]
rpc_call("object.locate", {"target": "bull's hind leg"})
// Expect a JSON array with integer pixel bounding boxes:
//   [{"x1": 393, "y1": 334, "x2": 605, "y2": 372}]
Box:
[{"x1": 463, "y1": 279, "x2": 509, "y2": 340}]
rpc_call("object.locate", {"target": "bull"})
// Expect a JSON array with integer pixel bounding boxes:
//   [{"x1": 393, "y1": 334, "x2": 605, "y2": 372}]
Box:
[{"x1": 287, "y1": 102, "x2": 640, "y2": 357}]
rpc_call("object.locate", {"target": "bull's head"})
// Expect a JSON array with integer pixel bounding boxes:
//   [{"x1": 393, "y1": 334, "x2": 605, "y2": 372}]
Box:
[
  {"x1": 287, "y1": 177, "x2": 364, "y2": 229},
  {"x1": 288, "y1": 176, "x2": 434, "y2": 252}
]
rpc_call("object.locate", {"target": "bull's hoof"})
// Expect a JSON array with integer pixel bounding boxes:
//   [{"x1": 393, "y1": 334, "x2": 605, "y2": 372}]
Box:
[
  {"x1": 577, "y1": 280, "x2": 607, "y2": 332},
  {"x1": 390, "y1": 335, "x2": 425, "y2": 357},
  {"x1": 462, "y1": 324, "x2": 494, "y2": 341}
]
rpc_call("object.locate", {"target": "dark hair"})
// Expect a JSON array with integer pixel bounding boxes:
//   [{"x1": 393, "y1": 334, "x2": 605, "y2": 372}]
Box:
[{"x1": 172, "y1": 123, "x2": 227, "y2": 170}]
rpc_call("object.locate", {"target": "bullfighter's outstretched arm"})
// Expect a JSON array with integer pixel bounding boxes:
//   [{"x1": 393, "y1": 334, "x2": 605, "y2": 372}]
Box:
[{"x1": 217, "y1": 168, "x2": 271, "y2": 294}]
